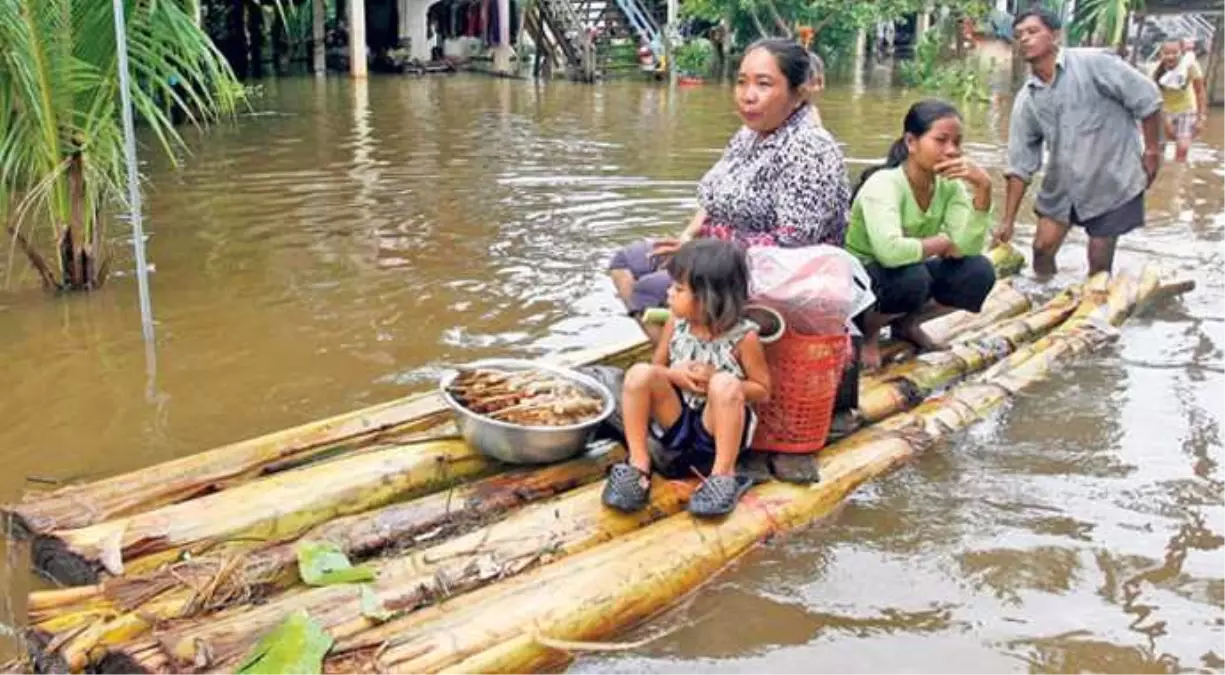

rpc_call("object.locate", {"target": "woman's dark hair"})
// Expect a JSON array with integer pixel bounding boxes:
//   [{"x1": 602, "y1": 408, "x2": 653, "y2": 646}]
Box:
[
  {"x1": 744, "y1": 38, "x2": 812, "y2": 91},
  {"x1": 666, "y1": 239, "x2": 749, "y2": 334},
  {"x1": 1012, "y1": 7, "x2": 1061, "y2": 31},
  {"x1": 851, "y1": 98, "x2": 962, "y2": 201}
]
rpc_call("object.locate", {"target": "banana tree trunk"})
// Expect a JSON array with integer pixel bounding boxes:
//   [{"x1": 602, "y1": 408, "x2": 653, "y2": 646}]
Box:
[
  {"x1": 32, "y1": 446, "x2": 626, "y2": 672},
  {"x1": 85, "y1": 278, "x2": 1070, "y2": 673},
  {"x1": 100, "y1": 478, "x2": 693, "y2": 673},
  {"x1": 325, "y1": 272, "x2": 1160, "y2": 675},
  {"x1": 32, "y1": 439, "x2": 497, "y2": 586}
]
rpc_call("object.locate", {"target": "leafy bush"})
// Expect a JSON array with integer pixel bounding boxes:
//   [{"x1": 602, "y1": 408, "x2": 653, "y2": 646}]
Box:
[
  {"x1": 897, "y1": 29, "x2": 990, "y2": 102},
  {"x1": 674, "y1": 38, "x2": 715, "y2": 77}
]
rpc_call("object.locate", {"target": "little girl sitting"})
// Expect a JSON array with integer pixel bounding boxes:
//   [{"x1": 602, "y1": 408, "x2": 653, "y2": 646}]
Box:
[{"x1": 602, "y1": 239, "x2": 771, "y2": 517}]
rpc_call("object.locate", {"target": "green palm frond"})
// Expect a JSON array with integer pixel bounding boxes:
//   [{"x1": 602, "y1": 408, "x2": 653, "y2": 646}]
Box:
[
  {"x1": 1070, "y1": 0, "x2": 1143, "y2": 46},
  {"x1": 0, "y1": 0, "x2": 244, "y2": 289}
]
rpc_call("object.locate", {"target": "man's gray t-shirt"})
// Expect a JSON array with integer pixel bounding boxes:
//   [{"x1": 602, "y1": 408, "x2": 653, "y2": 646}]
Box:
[{"x1": 1006, "y1": 48, "x2": 1162, "y2": 224}]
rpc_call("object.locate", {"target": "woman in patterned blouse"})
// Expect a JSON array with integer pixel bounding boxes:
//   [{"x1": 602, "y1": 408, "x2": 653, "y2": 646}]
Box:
[{"x1": 609, "y1": 38, "x2": 851, "y2": 337}]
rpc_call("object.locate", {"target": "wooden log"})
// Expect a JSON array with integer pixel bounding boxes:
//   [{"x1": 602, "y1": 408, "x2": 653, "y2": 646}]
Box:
[
  {"x1": 333, "y1": 272, "x2": 1155, "y2": 674},
  {"x1": 33, "y1": 439, "x2": 497, "y2": 587},
  {"x1": 36, "y1": 444, "x2": 626, "y2": 671}
]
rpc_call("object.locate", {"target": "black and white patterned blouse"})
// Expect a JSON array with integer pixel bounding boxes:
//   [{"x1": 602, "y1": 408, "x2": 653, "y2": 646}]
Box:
[{"x1": 697, "y1": 104, "x2": 850, "y2": 248}]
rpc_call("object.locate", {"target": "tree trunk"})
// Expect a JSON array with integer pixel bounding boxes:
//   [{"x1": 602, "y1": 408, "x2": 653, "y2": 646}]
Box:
[
  {"x1": 227, "y1": 0, "x2": 249, "y2": 77},
  {"x1": 272, "y1": 5, "x2": 288, "y2": 75},
  {"x1": 248, "y1": 0, "x2": 265, "y2": 78}
]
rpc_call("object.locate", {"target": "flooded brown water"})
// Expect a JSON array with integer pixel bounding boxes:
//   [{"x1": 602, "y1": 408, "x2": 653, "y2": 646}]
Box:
[{"x1": 2, "y1": 74, "x2": 1222, "y2": 671}]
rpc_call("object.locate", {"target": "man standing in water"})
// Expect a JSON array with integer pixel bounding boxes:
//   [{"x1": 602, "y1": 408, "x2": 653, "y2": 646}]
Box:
[{"x1": 995, "y1": 9, "x2": 1164, "y2": 278}]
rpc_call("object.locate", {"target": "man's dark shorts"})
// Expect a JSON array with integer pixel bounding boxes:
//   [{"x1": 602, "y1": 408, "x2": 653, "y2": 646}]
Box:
[{"x1": 1041, "y1": 191, "x2": 1145, "y2": 238}]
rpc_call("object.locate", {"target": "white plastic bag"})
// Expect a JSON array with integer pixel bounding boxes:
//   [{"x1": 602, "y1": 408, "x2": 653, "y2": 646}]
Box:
[{"x1": 746, "y1": 245, "x2": 875, "y2": 335}]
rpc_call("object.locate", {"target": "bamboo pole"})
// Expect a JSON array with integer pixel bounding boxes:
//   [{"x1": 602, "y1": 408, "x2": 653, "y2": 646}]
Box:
[
  {"x1": 332, "y1": 272, "x2": 1161, "y2": 674},
  {"x1": 33, "y1": 439, "x2": 497, "y2": 586}
]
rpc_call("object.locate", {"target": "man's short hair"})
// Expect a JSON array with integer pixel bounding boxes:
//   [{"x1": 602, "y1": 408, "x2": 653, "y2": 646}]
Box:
[{"x1": 1012, "y1": 7, "x2": 1061, "y2": 31}]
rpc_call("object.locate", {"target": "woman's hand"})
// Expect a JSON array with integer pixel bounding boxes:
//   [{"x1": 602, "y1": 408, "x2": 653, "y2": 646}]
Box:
[
  {"x1": 922, "y1": 234, "x2": 957, "y2": 259},
  {"x1": 934, "y1": 157, "x2": 991, "y2": 190}
]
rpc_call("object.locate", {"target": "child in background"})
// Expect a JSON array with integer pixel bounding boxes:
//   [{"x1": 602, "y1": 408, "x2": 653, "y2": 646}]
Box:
[{"x1": 602, "y1": 239, "x2": 771, "y2": 518}]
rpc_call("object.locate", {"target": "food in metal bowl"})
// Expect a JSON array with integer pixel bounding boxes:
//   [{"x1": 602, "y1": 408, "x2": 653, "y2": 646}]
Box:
[{"x1": 446, "y1": 366, "x2": 606, "y2": 427}]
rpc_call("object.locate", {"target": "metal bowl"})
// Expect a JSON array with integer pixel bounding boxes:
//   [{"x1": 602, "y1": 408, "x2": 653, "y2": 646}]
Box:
[{"x1": 438, "y1": 358, "x2": 616, "y2": 465}]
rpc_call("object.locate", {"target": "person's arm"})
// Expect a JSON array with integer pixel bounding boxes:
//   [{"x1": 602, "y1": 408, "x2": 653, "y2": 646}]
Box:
[
  {"x1": 735, "y1": 331, "x2": 771, "y2": 404},
  {"x1": 997, "y1": 93, "x2": 1042, "y2": 244},
  {"x1": 939, "y1": 178, "x2": 992, "y2": 257},
  {"x1": 772, "y1": 135, "x2": 850, "y2": 247},
  {"x1": 651, "y1": 318, "x2": 675, "y2": 366},
  {"x1": 856, "y1": 171, "x2": 949, "y2": 266},
  {"x1": 679, "y1": 207, "x2": 706, "y2": 240}
]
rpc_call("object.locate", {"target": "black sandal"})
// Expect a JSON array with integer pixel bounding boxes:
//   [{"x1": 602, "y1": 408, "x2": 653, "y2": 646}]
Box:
[
  {"x1": 688, "y1": 474, "x2": 754, "y2": 518},
  {"x1": 602, "y1": 463, "x2": 651, "y2": 512}
]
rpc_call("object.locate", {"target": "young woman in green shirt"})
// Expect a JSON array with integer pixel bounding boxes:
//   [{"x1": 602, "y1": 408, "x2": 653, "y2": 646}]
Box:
[{"x1": 845, "y1": 99, "x2": 996, "y2": 369}]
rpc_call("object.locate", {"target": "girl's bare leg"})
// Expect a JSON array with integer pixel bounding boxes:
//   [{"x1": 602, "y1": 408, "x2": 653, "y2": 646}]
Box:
[
  {"x1": 1175, "y1": 136, "x2": 1191, "y2": 163},
  {"x1": 701, "y1": 373, "x2": 746, "y2": 476},
  {"x1": 622, "y1": 363, "x2": 683, "y2": 473}
]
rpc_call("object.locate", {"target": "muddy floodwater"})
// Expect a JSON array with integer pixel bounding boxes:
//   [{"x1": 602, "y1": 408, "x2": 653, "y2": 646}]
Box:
[{"x1": 2, "y1": 74, "x2": 1222, "y2": 672}]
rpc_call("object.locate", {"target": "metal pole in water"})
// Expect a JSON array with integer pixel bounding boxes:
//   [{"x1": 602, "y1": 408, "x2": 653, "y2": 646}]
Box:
[{"x1": 111, "y1": 0, "x2": 156, "y2": 346}]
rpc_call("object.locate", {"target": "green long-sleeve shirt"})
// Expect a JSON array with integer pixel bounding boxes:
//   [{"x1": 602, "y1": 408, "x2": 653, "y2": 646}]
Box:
[{"x1": 845, "y1": 167, "x2": 991, "y2": 268}]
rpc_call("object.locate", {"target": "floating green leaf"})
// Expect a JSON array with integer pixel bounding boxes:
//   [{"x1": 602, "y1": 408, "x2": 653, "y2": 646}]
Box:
[
  {"x1": 235, "y1": 610, "x2": 333, "y2": 674},
  {"x1": 295, "y1": 541, "x2": 376, "y2": 586}
]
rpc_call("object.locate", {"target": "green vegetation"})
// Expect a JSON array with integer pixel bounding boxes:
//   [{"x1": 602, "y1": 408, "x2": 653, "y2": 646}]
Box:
[
  {"x1": 1068, "y1": 0, "x2": 1143, "y2": 48},
  {"x1": 898, "y1": 28, "x2": 991, "y2": 102},
  {"x1": 674, "y1": 38, "x2": 716, "y2": 77},
  {"x1": 0, "y1": 0, "x2": 243, "y2": 291}
]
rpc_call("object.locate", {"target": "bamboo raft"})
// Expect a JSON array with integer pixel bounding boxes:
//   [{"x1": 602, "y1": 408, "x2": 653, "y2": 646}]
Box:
[{"x1": 1, "y1": 244, "x2": 1196, "y2": 674}]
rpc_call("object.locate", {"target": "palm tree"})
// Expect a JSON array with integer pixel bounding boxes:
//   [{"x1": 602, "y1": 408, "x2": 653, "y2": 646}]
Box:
[
  {"x1": 0, "y1": 0, "x2": 243, "y2": 291},
  {"x1": 1070, "y1": 0, "x2": 1144, "y2": 48}
]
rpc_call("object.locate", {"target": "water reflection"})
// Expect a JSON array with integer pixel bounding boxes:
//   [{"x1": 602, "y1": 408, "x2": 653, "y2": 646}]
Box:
[{"x1": 1, "y1": 76, "x2": 1222, "y2": 670}]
